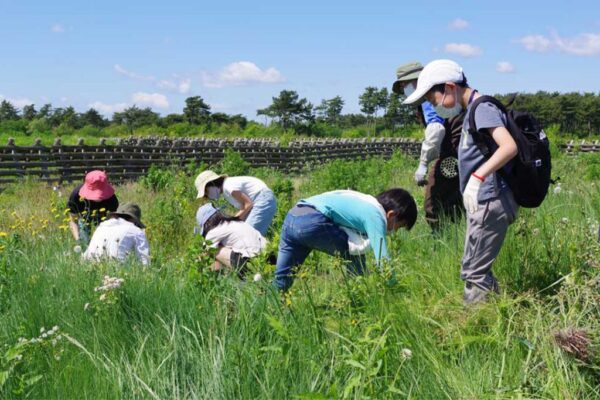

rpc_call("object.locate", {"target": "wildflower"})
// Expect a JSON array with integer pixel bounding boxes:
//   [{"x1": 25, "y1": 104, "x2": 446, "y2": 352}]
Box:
[
  {"x1": 15, "y1": 354, "x2": 23, "y2": 361},
  {"x1": 0, "y1": 231, "x2": 7, "y2": 238},
  {"x1": 553, "y1": 184, "x2": 562, "y2": 194},
  {"x1": 84, "y1": 303, "x2": 90, "y2": 311},
  {"x1": 73, "y1": 245, "x2": 82, "y2": 254},
  {"x1": 40, "y1": 327, "x2": 45, "y2": 333},
  {"x1": 253, "y1": 273, "x2": 262, "y2": 282},
  {"x1": 99, "y1": 293, "x2": 107, "y2": 301},
  {"x1": 532, "y1": 228, "x2": 540, "y2": 236},
  {"x1": 561, "y1": 217, "x2": 569, "y2": 224},
  {"x1": 99, "y1": 208, "x2": 106, "y2": 212},
  {"x1": 401, "y1": 348, "x2": 413, "y2": 360}
]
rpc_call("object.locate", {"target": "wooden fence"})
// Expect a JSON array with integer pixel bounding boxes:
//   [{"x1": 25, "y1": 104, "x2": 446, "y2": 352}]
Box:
[
  {"x1": 559, "y1": 140, "x2": 600, "y2": 154},
  {"x1": 0, "y1": 137, "x2": 422, "y2": 186},
  {"x1": 1, "y1": 137, "x2": 597, "y2": 187}
]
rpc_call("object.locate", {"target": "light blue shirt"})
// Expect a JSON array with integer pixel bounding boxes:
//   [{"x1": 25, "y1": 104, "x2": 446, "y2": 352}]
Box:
[{"x1": 300, "y1": 190, "x2": 389, "y2": 263}]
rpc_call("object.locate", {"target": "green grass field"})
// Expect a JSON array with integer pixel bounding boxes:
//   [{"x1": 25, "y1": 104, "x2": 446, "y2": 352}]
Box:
[{"x1": 0, "y1": 151, "x2": 599, "y2": 399}]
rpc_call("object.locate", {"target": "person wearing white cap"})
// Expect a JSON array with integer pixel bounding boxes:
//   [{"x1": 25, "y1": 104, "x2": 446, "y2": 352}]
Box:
[
  {"x1": 404, "y1": 59, "x2": 519, "y2": 305},
  {"x1": 194, "y1": 171, "x2": 277, "y2": 236}
]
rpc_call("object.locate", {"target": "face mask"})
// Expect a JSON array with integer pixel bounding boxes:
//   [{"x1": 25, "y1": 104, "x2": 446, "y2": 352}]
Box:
[
  {"x1": 434, "y1": 86, "x2": 462, "y2": 119},
  {"x1": 403, "y1": 82, "x2": 416, "y2": 97},
  {"x1": 207, "y1": 186, "x2": 221, "y2": 200}
]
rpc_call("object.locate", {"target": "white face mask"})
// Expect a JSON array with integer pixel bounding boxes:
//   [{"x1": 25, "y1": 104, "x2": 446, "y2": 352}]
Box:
[
  {"x1": 206, "y1": 186, "x2": 221, "y2": 200},
  {"x1": 434, "y1": 86, "x2": 462, "y2": 119},
  {"x1": 403, "y1": 82, "x2": 416, "y2": 98}
]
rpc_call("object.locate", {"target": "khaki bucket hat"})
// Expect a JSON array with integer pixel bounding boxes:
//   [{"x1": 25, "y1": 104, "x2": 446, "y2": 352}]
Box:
[
  {"x1": 111, "y1": 202, "x2": 145, "y2": 229},
  {"x1": 392, "y1": 61, "x2": 424, "y2": 94}
]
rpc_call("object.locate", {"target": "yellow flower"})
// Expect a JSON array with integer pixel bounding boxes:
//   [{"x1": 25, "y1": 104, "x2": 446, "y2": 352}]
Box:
[
  {"x1": 0, "y1": 232, "x2": 8, "y2": 238},
  {"x1": 99, "y1": 208, "x2": 106, "y2": 212}
]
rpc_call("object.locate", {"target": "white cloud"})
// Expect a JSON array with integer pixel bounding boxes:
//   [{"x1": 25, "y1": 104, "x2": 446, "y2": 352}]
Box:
[
  {"x1": 157, "y1": 77, "x2": 191, "y2": 94},
  {"x1": 115, "y1": 65, "x2": 191, "y2": 93},
  {"x1": 518, "y1": 35, "x2": 553, "y2": 52},
  {"x1": 0, "y1": 94, "x2": 35, "y2": 108},
  {"x1": 87, "y1": 101, "x2": 128, "y2": 114},
  {"x1": 51, "y1": 24, "x2": 65, "y2": 33},
  {"x1": 496, "y1": 61, "x2": 515, "y2": 73},
  {"x1": 518, "y1": 32, "x2": 600, "y2": 56},
  {"x1": 449, "y1": 18, "x2": 469, "y2": 30},
  {"x1": 114, "y1": 64, "x2": 155, "y2": 81},
  {"x1": 131, "y1": 92, "x2": 169, "y2": 109},
  {"x1": 553, "y1": 32, "x2": 600, "y2": 56},
  {"x1": 202, "y1": 61, "x2": 285, "y2": 88},
  {"x1": 444, "y1": 43, "x2": 482, "y2": 57}
]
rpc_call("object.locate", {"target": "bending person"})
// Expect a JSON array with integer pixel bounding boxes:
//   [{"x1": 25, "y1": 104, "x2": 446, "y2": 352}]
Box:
[
  {"x1": 67, "y1": 170, "x2": 119, "y2": 245},
  {"x1": 194, "y1": 171, "x2": 277, "y2": 236},
  {"x1": 273, "y1": 188, "x2": 417, "y2": 291},
  {"x1": 195, "y1": 203, "x2": 268, "y2": 278},
  {"x1": 82, "y1": 202, "x2": 150, "y2": 265}
]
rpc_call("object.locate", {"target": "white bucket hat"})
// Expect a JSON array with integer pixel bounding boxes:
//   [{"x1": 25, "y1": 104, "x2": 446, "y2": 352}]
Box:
[
  {"x1": 403, "y1": 59, "x2": 465, "y2": 105},
  {"x1": 194, "y1": 170, "x2": 227, "y2": 199}
]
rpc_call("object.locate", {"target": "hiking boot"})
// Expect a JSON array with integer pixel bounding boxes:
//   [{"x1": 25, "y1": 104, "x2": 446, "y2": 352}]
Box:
[{"x1": 463, "y1": 281, "x2": 498, "y2": 306}]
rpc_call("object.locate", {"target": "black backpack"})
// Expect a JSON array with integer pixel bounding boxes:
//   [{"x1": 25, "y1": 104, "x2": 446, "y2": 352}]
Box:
[{"x1": 468, "y1": 95, "x2": 552, "y2": 208}]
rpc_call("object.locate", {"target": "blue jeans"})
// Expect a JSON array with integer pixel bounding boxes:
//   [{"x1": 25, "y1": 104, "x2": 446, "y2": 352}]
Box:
[
  {"x1": 273, "y1": 205, "x2": 367, "y2": 291},
  {"x1": 245, "y1": 189, "x2": 277, "y2": 236}
]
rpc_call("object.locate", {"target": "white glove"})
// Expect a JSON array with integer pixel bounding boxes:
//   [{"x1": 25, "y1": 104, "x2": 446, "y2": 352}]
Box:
[
  {"x1": 463, "y1": 174, "x2": 483, "y2": 214},
  {"x1": 414, "y1": 163, "x2": 428, "y2": 186}
]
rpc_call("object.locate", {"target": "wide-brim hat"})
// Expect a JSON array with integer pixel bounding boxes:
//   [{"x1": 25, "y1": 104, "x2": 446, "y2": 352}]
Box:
[
  {"x1": 111, "y1": 202, "x2": 145, "y2": 229},
  {"x1": 194, "y1": 170, "x2": 227, "y2": 199},
  {"x1": 403, "y1": 59, "x2": 464, "y2": 105},
  {"x1": 79, "y1": 170, "x2": 115, "y2": 201},
  {"x1": 392, "y1": 61, "x2": 423, "y2": 94}
]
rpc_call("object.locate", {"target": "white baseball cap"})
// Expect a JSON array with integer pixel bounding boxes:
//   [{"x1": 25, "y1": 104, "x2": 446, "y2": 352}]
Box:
[{"x1": 402, "y1": 59, "x2": 465, "y2": 105}]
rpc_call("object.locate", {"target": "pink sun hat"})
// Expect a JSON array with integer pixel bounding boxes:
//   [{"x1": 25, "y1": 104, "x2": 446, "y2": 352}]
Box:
[{"x1": 78, "y1": 170, "x2": 115, "y2": 201}]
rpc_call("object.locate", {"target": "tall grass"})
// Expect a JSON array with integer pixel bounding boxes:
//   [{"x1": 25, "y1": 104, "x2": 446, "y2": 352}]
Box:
[{"x1": 0, "y1": 151, "x2": 598, "y2": 398}]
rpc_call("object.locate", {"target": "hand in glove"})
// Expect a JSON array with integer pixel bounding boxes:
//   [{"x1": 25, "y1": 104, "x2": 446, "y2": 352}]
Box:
[
  {"x1": 463, "y1": 173, "x2": 484, "y2": 213},
  {"x1": 414, "y1": 163, "x2": 428, "y2": 186}
]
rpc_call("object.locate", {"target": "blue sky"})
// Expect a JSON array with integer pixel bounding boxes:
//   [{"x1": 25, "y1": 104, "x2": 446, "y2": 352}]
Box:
[{"x1": 1, "y1": 0, "x2": 599, "y2": 120}]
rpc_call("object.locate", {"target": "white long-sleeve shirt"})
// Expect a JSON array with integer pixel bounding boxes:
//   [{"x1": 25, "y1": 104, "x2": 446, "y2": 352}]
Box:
[
  {"x1": 82, "y1": 218, "x2": 150, "y2": 265},
  {"x1": 419, "y1": 122, "x2": 446, "y2": 166}
]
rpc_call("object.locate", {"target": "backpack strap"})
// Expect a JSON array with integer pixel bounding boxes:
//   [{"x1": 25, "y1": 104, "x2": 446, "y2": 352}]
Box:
[{"x1": 467, "y1": 95, "x2": 508, "y2": 158}]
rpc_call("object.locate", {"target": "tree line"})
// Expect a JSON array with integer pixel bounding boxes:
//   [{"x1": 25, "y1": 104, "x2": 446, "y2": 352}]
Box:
[{"x1": 0, "y1": 90, "x2": 599, "y2": 138}]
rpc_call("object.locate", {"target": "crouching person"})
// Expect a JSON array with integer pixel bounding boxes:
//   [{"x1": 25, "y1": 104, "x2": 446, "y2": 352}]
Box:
[
  {"x1": 273, "y1": 189, "x2": 417, "y2": 291},
  {"x1": 82, "y1": 203, "x2": 150, "y2": 265},
  {"x1": 195, "y1": 204, "x2": 268, "y2": 278}
]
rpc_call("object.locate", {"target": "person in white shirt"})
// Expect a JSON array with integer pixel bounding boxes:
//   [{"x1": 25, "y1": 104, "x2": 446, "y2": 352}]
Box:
[
  {"x1": 82, "y1": 202, "x2": 150, "y2": 266},
  {"x1": 194, "y1": 170, "x2": 277, "y2": 236},
  {"x1": 195, "y1": 203, "x2": 267, "y2": 278}
]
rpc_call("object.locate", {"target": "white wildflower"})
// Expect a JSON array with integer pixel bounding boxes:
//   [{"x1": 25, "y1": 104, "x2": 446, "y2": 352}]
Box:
[
  {"x1": 73, "y1": 245, "x2": 82, "y2": 253},
  {"x1": 40, "y1": 327, "x2": 45, "y2": 333},
  {"x1": 15, "y1": 354, "x2": 23, "y2": 361},
  {"x1": 401, "y1": 348, "x2": 413, "y2": 360},
  {"x1": 84, "y1": 303, "x2": 90, "y2": 311},
  {"x1": 553, "y1": 184, "x2": 562, "y2": 194},
  {"x1": 99, "y1": 293, "x2": 107, "y2": 301},
  {"x1": 561, "y1": 217, "x2": 569, "y2": 224},
  {"x1": 532, "y1": 228, "x2": 540, "y2": 236},
  {"x1": 253, "y1": 273, "x2": 263, "y2": 282}
]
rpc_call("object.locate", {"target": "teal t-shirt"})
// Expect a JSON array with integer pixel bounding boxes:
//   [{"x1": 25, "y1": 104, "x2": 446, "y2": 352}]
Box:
[{"x1": 300, "y1": 190, "x2": 389, "y2": 263}]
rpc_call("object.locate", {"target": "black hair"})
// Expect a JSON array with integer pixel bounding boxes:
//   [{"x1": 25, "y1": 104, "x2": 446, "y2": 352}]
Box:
[
  {"x1": 202, "y1": 210, "x2": 240, "y2": 236},
  {"x1": 429, "y1": 76, "x2": 469, "y2": 95},
  {"x1": 206, "y1": 177, "x2": 225, "y2": 189},
  {"x1": 376, "y1": 188, "x2": 418, "y2": 230}
]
